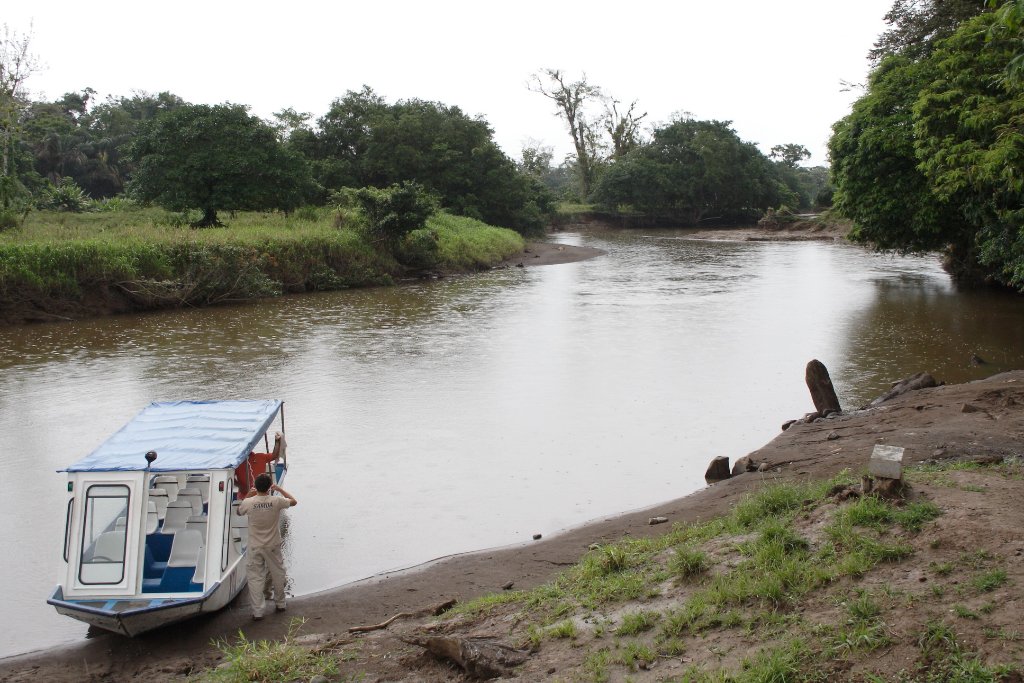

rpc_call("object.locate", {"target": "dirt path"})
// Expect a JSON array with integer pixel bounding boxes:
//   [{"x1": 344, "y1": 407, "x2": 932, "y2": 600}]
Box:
[{"x1": 2, "y1": 371, "x2": 1022, "y2": 681}]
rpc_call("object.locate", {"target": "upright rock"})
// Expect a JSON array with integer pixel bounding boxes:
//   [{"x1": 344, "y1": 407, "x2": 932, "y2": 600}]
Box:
[{"x1": 805, "y1": 359, "x2": 842, "y2": 415}]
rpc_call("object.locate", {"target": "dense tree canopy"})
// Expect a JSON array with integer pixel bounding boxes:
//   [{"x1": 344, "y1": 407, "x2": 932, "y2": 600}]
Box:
[
  {"x1": 593, "y1": 119, "x2": 788, "y2": 224},
  {"x1": 300, "y1": 87, "x2": 551, "y2": 234},
  {"x1": 129, "y1": 103, "x2": 316, "y2": 226},
  {"x1": 830, "y1": 7, "x2": 1024, "y2": 290}
]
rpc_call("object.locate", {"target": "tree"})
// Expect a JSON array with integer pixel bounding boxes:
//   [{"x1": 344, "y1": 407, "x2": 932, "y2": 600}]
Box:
[
  {"x1": 829, "y1": 54, "x2": 968, "y2": 256},
  {"x1": 869, "y1": 0, "x2": 987, "y2": 63},
  {"x1": 129, "y1": 103, "x2": 316, "y2": 226},
  {"x1": 593, "y1": 118, "x2": 785, "y2": 224},
  {"x1": 0, "y1": 23, "x2": 40, "y2": 222},
  {"x1": 915, "y1": 13, "x2": 1024, "y2": 287},
  {"x1": 305, "y1": 88, "x2": 551, "y2": 234},
  {"x1": 988, "y1": 0, "x2": 1024, "y2": 81},
  {"x1": 355, "y1": 181, "x2": 436, "y2": 247},
  {"x1": 769, "y1": 143, "x2": 811, "y2": 168},
  {"x1": 529, "y1": 69, "x2": 603, "y2": 199},
  {"x1": 602, "y1": 97, "x2": 647, "y2": 160}
]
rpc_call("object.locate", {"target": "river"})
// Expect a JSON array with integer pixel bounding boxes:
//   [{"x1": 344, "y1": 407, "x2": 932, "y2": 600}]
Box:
[{"x1": 2, "y1": 228, "x2": 1023, "y2": 658}]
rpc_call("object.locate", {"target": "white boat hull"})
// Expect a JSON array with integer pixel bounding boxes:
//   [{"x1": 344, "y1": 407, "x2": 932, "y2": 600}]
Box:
[{"x1": 48, "y1": 559, "x2": 247, "y2": 637}]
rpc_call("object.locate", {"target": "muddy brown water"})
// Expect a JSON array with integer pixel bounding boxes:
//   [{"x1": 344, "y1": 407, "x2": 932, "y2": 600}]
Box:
[{"x1": 3, "y1": 228, "x2": 1023, "y2": 658}]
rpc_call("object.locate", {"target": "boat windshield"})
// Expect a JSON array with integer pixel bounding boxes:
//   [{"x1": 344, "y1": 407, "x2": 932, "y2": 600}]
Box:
[{"x1": 79, "y1": 484, "x2": 130, "y2": 584}]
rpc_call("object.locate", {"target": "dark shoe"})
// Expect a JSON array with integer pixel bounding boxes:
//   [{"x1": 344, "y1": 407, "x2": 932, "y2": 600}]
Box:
[{"x1": 275, "y1": 604, "x2": 287, "y2": 612}]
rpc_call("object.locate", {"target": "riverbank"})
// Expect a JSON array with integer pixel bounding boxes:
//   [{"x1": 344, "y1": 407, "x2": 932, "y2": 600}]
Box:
[
  {"x1": 0, "y1": 209, "x2": 528, "y2": 325},
  {"x1": 3, "y1": 370, "x2": 1021, "y2": 681},
  {"x1": 556, "y1": 212, "x2": 851, "y2": 243}
]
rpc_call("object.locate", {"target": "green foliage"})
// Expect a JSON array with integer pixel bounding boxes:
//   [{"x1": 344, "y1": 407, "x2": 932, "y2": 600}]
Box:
[
  {"x1": 193, "y1": 619, "x2": 339, "y2": 682},
  {"x1": 593, "y1": 118, "x2": 786, "y2": 224},
  {"x1": 670, "y1": 545, "x2": 709, "y2": 579},
  {"x1": 972, "y1": 569, "x2": 1008, "y2": 592},
  {"x1": 831, "y1": 11, "x2": 1024, "y2": 290},
  {"x1": 38, "y1": 177, "x2": 90, "y2": 212},
  {"x1": 129, "y1": 103, "x2": 317, "y2": 226},
  {"x1": 0, "y1": 209, "x2": 523, "y2": 314},
  {"x1": 547, "y1": 619, "x2": 578, "y2": 639},
  {"x1": 355, "y1": 181, "x2": 436, "y2": 247},
  {"x1": 309, "y1": 87, "x2": 551, "y2": 234},
  {"x1": 616, "y1": 610, "x2": 661, "y2": 636}
]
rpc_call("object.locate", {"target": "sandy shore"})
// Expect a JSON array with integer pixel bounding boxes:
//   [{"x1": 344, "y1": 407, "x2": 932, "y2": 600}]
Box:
[
  {"x1": 2, "y1": 369, "x2": 1022, "y2": 681},
  {"x1": 502, "y1": 241, "x2": 606, "y2": 267}
]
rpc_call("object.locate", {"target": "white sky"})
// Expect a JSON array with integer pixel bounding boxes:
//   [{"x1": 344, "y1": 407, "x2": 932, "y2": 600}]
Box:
[{"x1": 7, "y1": 0, "x2": 892, "y2": 167}]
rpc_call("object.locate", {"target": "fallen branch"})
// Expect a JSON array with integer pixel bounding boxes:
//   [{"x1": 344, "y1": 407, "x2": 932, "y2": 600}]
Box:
[
  {"x1": 347, "y1": 598, "x2": 456, "y2": 634},
  {"x1": 399, "y1": 635, "x2": 529, "y2": 679}
]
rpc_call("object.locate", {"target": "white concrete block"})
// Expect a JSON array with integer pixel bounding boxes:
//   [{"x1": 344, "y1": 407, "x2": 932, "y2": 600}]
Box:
[{"x1": 869, "y1": 444, "x2": 905, "y2": 480}]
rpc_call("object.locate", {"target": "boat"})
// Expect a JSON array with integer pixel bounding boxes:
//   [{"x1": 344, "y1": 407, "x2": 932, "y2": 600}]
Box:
[{"x1": 48, "y1": 399, "x2": 289, "y2": 636}]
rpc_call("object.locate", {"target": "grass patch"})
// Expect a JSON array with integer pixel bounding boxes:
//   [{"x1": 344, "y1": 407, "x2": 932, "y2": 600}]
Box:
[
  {"x1": 916, "y1": 621, "x2": 1019, "y2": 682},
  {"x1": 972, "y1": 569, "x2": 1008, "y2": 593},
  {"x1": 444, "y1": 473, "x2": 957, "y2": 681},
  {"x1": 670, "y1": 545, "x2": 709, "y2": 579},
  {"x1": 616, "y1": 610, "x2": 661, "y2": 636},
  {"x1": 617, "y1": 641, "x2": 656, "y2": 670},
  {"x1": 192, "y1": 619, "x2": 339, "y2": 683},
  {"x1": 0, "y1": 208, "x2": 523, "y2": 313},
  {"x1": 547, "y1": 619, "x2": 578, "y2": 640}
]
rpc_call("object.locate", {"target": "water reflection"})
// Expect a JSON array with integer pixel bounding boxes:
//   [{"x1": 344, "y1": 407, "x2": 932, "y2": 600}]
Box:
[{"x1": 2, "y1": 229, "x2": 1022, "y2": 657}]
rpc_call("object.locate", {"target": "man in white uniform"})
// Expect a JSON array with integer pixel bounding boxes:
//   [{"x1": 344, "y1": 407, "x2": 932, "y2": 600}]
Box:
[{"x1": 237, "y1": 473, "x2": 297, "y2": 620}]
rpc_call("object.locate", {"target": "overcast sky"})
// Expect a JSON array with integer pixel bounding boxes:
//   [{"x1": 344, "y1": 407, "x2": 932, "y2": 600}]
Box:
[{"x1": 7, "y1": 0, "x2": 893, "y2": 167}]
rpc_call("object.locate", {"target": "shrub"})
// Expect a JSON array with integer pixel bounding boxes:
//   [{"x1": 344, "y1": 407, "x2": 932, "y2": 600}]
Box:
[
  {"x1": 355, "y1": 181, "x2": 437, "y2": 247},
  {"x1": 38, "y1": 177, "x2": 91, "y2": 212}
]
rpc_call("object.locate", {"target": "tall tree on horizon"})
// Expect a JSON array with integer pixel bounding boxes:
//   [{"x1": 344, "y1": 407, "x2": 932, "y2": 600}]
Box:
[{"x1": 529, "y1": 69, "x2": 603, "y2": 200}]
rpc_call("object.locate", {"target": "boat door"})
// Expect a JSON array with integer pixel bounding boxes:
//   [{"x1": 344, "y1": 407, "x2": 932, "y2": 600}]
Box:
[{"x1": 63, "y1": 472, "x2": 145, "y2": 597}]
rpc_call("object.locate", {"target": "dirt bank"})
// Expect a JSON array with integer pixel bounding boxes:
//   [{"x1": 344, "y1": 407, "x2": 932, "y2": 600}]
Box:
[{"x1": 2, "y1": 370, "x2": 1021, "y2": 681}]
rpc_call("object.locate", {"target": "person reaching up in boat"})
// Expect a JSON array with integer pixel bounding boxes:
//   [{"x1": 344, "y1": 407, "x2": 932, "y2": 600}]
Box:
[{"x1": 237, "y1": 473, "x2": 297, "y2": 620}]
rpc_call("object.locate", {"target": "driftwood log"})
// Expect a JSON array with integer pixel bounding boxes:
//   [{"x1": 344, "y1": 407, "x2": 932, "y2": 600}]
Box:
[
  {"x1": 863, "y1": 372, "x2": 938, "y2": 409},
  {"x1": 400, "y1": 635, "x2": 530, "y2": 679},
  {"x1": 347, "y1": 599, "x2": 456, "y2": 634},
  {"x1": 806, "y1": 359, "x2": 841, "y2": 415}
]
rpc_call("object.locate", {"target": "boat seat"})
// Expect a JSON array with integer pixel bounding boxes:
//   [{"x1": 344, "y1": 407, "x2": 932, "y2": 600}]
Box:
[
  {"x1": 186, "y1": 475, "x2": 211, "y2": 504},
  {"x1": 90, "y1": 530, "x2": 126, "y2": 562},
  {"x1": 161, "y1": 501, "x2": 192, "y2": 533},
  {"x1": 114, "y1": 516, "x2": 127, "y2": 530},
  {"x1": 185, "y1": 515, "x2": 207, "y2": 536},
  {"x1": 143, "y1": 529, "x2": 204, "y2": 593},
  {"x1": 177, "y1": 488, "x2": 204, "y2": 517},
  {"x1": 146, "y1": 501, "x2": 159, "y2": 535},
  {"x1": 153, "y1": 478, "x2": 180, "y2": 501},
  {"x1": 148, "y1": 489, "x2": 169, "y2": 520}
]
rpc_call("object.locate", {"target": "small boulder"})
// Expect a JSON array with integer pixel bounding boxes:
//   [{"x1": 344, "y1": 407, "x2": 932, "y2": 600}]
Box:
[
  {"x1": 781, "y1": 419, "x2": 797, "y2": 431},
  {"x1": 756, "y1": 462, "x2": 771, "y2": 472},
  {"x1": 705, "y1": 456, "x2": 731, "y2": 482},
  {"x1": 532, "y1": 533, "x2": 542, "y2": 540},
  {"x1": 648, "y1": 516, "x2": 668, "y2": 525},
  {"x1": 827, "y1": 431, "x2": 840, "y2": 441},
  {"x1": 961, "y1": 403, "x2": 981, "y2": 414},
  {"x1": 731, "y1": 456, "x2": 758, "y2": 475}
]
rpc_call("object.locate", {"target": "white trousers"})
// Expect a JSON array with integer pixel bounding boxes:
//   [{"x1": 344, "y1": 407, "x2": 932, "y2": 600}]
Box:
[{"x1": 246, "y1": 544, "x2": 287, "y2": 617}]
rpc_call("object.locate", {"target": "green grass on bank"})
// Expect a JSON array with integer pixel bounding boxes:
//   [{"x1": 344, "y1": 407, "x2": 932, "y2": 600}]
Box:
[
  {"x1": 189, "y1": 460, "x2": 1021, "y2": 682},
  {"x1": 445, "y1": 466, "x2": 1017, "y2": 682},
  {"x1": 0, "y1": 207, "x2": 524, "y2": 312}
]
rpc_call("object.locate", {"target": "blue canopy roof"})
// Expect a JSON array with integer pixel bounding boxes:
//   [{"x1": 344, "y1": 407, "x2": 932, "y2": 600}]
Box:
[{"x1": 64, "y1": 400, "x2": 283, "y2": 472}]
